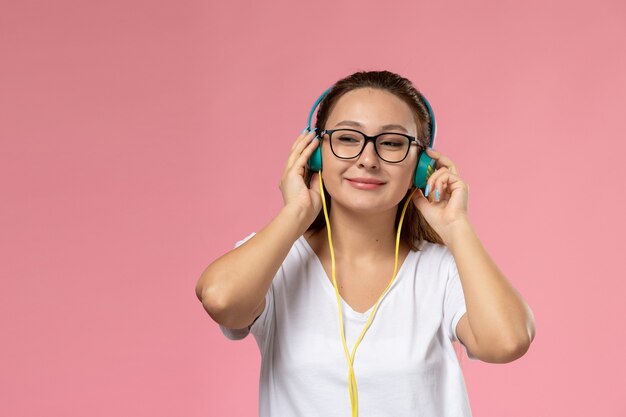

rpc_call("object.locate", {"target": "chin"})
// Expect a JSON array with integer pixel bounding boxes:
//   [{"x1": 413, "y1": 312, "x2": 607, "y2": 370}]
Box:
[{"x1": 335, "y1": 193, "x2": 402, "y2": 215}]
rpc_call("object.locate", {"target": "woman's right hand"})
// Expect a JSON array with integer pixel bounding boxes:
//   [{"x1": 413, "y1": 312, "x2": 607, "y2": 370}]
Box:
[{"x1": 279, "y1": 128, "x2": 323, "y2": 230}]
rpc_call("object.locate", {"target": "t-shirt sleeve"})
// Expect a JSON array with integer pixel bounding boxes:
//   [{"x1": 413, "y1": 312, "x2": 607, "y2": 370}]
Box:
[
  {"x1": 218, "y1": 232, "x2": 274, "y2": 344},
  {"x1": 443, "y1": 251, "x2": 479, "y2": 361}
]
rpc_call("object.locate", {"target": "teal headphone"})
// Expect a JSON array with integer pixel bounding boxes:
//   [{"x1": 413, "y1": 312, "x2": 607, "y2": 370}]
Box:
[{"x1": 305, "y1": 87, "x2": 438, "y2": 189}]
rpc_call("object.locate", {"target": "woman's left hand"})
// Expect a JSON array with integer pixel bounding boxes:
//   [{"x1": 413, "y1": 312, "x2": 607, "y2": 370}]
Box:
[{"x1": 411, "y1": 148, "x2": 469, "y2": 241}]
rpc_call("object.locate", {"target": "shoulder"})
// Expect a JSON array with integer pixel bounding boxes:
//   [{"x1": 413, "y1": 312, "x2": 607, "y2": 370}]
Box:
[
  {"x1": 416, "y1": 239, "x2": 452, "y2": 262},
  {"x1": 302, "y1": 228, "x2": 324, "y2": 256},
  {"x1": 412, "y1": 240, "x2": 457, "y2": 284}
]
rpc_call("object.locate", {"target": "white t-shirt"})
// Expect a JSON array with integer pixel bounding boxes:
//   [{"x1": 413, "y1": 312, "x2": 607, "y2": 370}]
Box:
[{"x1": 220, "y1": 232, "x2": 477, "y2": 417}]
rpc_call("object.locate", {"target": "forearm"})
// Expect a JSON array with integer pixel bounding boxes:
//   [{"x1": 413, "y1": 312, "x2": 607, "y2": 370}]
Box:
[
  {"x1": 196, "y1": 205, "x2": 307, "y2": 328},
  {"x1": 443, "y1": 217, "x2": 536, "y2": 352}
]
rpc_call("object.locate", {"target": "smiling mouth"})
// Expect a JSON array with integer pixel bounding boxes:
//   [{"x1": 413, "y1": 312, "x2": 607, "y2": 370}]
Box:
[
  {"x1": 346, "y1": 178, "x2": 386, "y2": 189},
  {"x1": 346, "y1": 178, "x2": 386, "y2": 185}
]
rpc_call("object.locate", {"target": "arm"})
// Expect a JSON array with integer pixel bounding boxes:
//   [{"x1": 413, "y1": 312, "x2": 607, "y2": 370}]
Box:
[
  {"x1": 412, "y1": 148, "x2": 534, "y2": 363},
  {"x1": 443, "y1": 217, "x2": 536, "y2": 363},
  {"x1": 195, "y1": 205, "x2": 307, "y2": 329},
  {"x1": 195, "y1": 128, "x2": 321, "y2": 330}
]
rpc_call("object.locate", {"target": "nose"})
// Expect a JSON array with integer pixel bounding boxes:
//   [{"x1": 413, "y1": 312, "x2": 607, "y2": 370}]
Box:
[{"x1": 356, "y1": 140, "x2": 379, "y2": 169}]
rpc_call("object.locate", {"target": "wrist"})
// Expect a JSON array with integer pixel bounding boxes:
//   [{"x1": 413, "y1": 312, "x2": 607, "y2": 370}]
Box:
[
  {"x1": 279, "y1": 204, "x2": 311, "y2": 236},
  {"x1": 441, "y1": 216, "x2": 473, "y2": 250}
]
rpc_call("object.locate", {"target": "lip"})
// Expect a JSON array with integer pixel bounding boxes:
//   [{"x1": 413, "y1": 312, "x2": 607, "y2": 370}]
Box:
[
  {"x1": 347, "y1": 177, "x2": 386, "y2": 184},
  {"x1": 346, "y1": 177, "x2": 386, "y2": 190}
]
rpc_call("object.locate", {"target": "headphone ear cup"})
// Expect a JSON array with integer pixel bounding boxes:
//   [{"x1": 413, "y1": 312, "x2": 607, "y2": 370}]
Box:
[
  {"x1": 413, "y1": 150, "x2": 436, "y2": 189},
  {"x1": 308, "y1": 146, "x2": 322, "y2": 172}
]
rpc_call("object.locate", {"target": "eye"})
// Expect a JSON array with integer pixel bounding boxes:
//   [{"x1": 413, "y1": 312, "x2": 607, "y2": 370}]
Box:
[
  {"x1": 380, "y1": 140, "x2": 404, "y2": 147},
  {"x1": 336, "y1": 133, "x2": 361, "y2": 144},
  {"x1": 378, "y1": 135, "x2": 408, "y2": 149}
]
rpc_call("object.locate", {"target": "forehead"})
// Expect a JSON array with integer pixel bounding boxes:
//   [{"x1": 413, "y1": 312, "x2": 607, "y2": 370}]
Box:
[{"x1": 326, "y1": 88, "x2": 416, "y2": 133}]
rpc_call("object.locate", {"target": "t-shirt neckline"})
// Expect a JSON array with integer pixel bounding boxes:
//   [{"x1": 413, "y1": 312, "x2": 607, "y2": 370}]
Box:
[{"x1": 298, "y1": 234, "x2": 416, "y2": 321}]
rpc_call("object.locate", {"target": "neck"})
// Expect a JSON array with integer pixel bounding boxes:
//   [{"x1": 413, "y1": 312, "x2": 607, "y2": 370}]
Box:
[{"x1": 323, "y1": 202, "x2": 401, "y2": 263}]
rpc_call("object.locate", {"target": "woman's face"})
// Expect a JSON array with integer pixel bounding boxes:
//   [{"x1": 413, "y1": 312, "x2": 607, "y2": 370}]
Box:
[{"x1": 320, "y1": 87, "x2": 419, "y2": 215}]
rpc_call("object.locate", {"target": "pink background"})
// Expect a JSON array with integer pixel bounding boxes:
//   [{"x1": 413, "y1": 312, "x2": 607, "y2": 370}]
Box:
[{"x1": 2, "y1": 0, "x2": 625, "y2": 416}]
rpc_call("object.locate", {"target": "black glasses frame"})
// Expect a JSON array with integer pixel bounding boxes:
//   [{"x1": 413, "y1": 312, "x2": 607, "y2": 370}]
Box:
[{"x1": 321, "y1": 128, "x2": 420, "y2": 163}]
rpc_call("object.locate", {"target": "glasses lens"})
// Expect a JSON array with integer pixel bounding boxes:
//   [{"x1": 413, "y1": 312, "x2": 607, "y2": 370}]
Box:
[
  {"x1": 329, "y1": 130, "x2": 411, "y2": 162},
  {"x1": 375, "y1": 134, "x2": 410, "y2": 162},
  {"x1": 330, "y1": 130, "x2": 365, "y2": 158}
]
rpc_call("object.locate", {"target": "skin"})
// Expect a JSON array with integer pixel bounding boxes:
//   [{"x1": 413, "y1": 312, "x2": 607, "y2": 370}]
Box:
[
  {"x1": 308, "y1": 88, "x2": 419, "y2": 260},
  {"x1": 296, "y1": 87, "x2": 535, "y2": 363},
  {"x1": 303, "y1": 87, "x2": 421, "y2": 315},
  {"x1": 197, "y1": 86, "x2": 535, "y2": 364}
]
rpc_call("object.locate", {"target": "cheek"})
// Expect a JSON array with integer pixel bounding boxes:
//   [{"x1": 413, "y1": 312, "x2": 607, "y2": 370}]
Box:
[
  {"x1": 320, "y1": 144, "x2": 344, "y2": 191},
  {"x1": 397, "y1": 162, "x2": 418, "y2": 191},
  {"x1": 321, "y1": 141, "x2": 352, "y2": 172},
  {"x1": 321, "y1": 141, "x2": 335, "y2": 167},
  {"x1": 401, "y1": 166, "x2": 415, "y2": 189},
  {"x1": 321, "y1": 141, "x2": 332, "y2": 164}
]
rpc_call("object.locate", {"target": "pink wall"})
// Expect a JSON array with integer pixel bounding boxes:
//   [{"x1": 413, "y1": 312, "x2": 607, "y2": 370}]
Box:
[{"x1": 2, "y1": 0, "x2": 625, "y2": 416}]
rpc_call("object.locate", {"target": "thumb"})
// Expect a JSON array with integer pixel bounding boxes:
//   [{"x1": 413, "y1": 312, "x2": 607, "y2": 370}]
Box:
[
  {"x1": 309, "y1": 172, "x2": 319, "y2": 190},
  {"x1": 411, "y1": 187, "x2": 429, "y2": 211},
  {"x1": 309, "y1": 172, "x2": 323, "y2": 214}
]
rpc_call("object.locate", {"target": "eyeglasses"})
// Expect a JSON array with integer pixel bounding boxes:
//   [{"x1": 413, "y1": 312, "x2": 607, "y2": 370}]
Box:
[{"x1": 321, "y1": 128, "x2": 421, "y2": 163}]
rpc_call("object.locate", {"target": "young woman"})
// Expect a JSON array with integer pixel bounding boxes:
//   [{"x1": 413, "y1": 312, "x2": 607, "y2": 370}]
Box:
[{"x1": 196, "y1": 70, "x2": 535, "y2": 417}]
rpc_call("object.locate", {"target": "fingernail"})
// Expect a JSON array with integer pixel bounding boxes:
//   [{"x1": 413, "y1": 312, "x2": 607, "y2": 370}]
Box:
[
  {"x1": 435, "y1": 189, "x2": 440, "y2": 201},
  {"x1": 311, "y1": 134, "x2": 319, "y2": 142},
  {"x1": 311, "y1": 127, "x2": 317, "y2": 132},
  {"x1": 425, "y1": 184, "x2": 430, "y2": 197},
  {"x1": 302, "y1": 128, "x2": 309, "y2": 134}
]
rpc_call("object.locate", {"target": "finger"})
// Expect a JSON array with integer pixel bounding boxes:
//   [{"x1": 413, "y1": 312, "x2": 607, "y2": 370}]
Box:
[
  {"x1": 286, "y1": 130, "x2": 318, "y2": 170},
  {"x1": 291, "y1": 128, "x2": 310, "y2": 150},
  {"x1": 290, "y1": 135, "x2": 320, "y2": 173},
  {"x1": 425, "y1": 148, "x2": 460, "y2": 176},
  {"x1": 412, "y1": 187, "x2": 430, "y2": 210},
  {"x1": 309, "y1": 172, "x2": 319, "y2": 191},
  {"x1": 291, "y1": 128, "x2": 317, "y2": 152},
  {"x1": 290, "y1": 129, "x2": 317, "y2": 159},
  {"x1": 426, "y1": 166, "x2": 448, "y2": 196},
  {"x1": 432, "y1": 171, "x2": 461, "y2": 202},
  {"x1": 435, "y1": 172, "x2": 455, "y2": 201},
  {"x1": 429, "y1": 170, "x2": 449, "y2": 202}
]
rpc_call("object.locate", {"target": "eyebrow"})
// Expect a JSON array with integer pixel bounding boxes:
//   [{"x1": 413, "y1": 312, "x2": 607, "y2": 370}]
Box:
[{"x1": 333, "y1": 120, "x2": 409, "y2": 134}]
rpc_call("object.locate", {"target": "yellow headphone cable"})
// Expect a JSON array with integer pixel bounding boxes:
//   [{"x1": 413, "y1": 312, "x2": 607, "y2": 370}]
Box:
[{"x1": 317, "y1": 171, "x2": 418, "y2": 417}]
